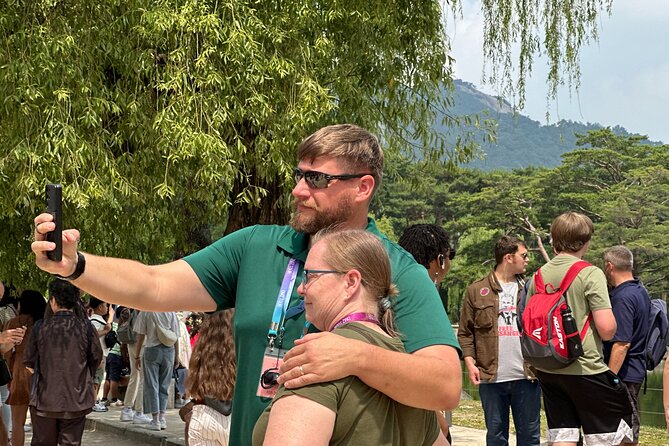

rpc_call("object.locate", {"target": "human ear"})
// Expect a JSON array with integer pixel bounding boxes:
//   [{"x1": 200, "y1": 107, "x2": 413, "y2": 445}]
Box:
[
  {"x1": 343, "y1": 269, "x2": 362, "y2": 297},
  {"x1": 354, "y1": 175, "x2": 375, "y2": 203}
]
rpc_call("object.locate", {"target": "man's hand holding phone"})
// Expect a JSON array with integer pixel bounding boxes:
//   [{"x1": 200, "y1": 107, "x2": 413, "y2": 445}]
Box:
[{"x1": 32, "y1": 184, "x2": 80, "y2": 278}]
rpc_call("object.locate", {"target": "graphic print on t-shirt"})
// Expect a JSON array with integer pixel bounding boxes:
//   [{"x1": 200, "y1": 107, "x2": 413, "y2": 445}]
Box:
[
  {"x1": 494, "y1": 280, "x2": 525, "y2": 383},
  {"x1": 498, "y1": 283, "x2": 520, "y2": 337}
]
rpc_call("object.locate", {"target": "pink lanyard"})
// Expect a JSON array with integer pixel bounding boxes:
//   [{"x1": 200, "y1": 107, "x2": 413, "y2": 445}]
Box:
[{"x1": 331, "y1": 312, "x2": 380, "y2": 331}]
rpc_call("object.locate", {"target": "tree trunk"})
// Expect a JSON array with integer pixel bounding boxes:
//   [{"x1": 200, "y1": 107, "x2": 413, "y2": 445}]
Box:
[{"x1": 224, "y1": 168, "x2": 290, "y2": 236}]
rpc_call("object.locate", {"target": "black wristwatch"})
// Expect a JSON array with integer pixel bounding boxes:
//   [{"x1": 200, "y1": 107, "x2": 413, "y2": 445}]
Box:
[{"x1": 55, "y1": 251, "x2": 86, "y2": 281}]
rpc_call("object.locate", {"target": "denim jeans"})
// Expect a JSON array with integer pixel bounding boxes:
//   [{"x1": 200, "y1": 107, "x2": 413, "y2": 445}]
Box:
[
  {"x1": 175, "y1": 366, "x2": 188, "y2": 397},
  {"x1": 1, "y1": 384, "x2": 11, "y2": 432},
  {"x1": 142, "y1": 344, "x2": 175, "y2": 415},
  {"x1": 479, "y1": 379, "x2": 541, "y2": 446}
]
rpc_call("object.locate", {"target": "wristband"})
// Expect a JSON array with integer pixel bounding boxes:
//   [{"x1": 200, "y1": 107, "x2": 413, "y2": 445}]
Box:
[{"x1": 55, "y1": 251, "x2": 86, "y2": 282}]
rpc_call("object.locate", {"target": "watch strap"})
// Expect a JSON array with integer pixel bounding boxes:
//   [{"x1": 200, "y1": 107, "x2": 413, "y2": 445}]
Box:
[{"x1": 55, "y1": 251, "x2": 86, "y2": 281}]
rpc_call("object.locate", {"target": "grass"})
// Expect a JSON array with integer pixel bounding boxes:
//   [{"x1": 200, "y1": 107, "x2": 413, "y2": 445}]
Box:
[{"x1": 452, "y1": 396, "x2": 669, "y2": 445}]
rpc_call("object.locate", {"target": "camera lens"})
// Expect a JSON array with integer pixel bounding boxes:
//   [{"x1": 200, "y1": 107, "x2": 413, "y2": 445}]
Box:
[{"x1": 261, "y1": 369, "x2": 280, "y2": 389}]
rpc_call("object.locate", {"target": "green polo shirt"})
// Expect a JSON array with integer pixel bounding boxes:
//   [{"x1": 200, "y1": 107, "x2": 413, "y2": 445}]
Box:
[{"x1": 184, "y1": 218, "x2": 460, "y2": 446}]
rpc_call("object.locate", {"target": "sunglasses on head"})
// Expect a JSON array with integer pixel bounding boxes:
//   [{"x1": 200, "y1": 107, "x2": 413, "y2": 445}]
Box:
[{"x1": 294, "y1": 168, "x2": 369, "y2": 189}]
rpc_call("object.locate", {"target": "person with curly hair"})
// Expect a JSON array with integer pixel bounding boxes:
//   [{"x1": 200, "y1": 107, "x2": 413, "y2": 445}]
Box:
[
  {"x1": 399, "y1": 223, "x2": 455, "y2": 444},
  {"x1": 180, "y1": 310, "x2": 236, "y2": 446},
  {"x1": 398, "y1": 224, "x2": 454, "y2": 286}
]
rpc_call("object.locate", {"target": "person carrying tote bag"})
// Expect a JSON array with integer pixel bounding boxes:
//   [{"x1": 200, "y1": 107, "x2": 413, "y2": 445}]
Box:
[{"x1": 153, "y1": 313, "x2": 178, "y2": 347}]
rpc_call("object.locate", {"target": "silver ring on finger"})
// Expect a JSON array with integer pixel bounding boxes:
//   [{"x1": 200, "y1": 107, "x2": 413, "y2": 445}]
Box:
[{"x1": 299, "y1": 365, "x2": 305, "y2": 376}]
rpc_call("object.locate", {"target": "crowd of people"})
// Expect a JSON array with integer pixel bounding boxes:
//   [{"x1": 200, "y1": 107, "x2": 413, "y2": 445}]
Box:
[
  {"x1": 0, "y1": 276, "x2": 217, "y2": 445},
  {"x1": 0, "y1": 122, "x2": 656, "y2": 446}
]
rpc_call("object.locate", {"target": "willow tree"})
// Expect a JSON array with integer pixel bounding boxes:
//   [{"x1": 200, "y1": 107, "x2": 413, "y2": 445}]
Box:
[{"x1": 0, "y1": 0, "x2": 613, "y2": 287}]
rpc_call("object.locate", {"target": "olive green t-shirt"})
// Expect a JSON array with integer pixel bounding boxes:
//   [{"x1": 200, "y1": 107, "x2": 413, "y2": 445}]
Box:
[
  {"x1": 528, "y1": 254, "x2": 611, "y2": 375},
  {"x1": 252, "y1": 323, "x2": 440, "y2": 446},
  {"x1": 183, "y1": 219, "x2": 460, "y2": 445}
]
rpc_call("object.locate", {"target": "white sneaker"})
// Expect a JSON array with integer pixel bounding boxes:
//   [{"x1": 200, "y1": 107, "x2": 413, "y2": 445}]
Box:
[
  {"x1": 133, "y1": 413, "x2": 152, "y2": 424},
  {"x1": 159, "y1": 418, "x2": 167, "y2": 430},
  {"x1": 110, "y1": 399, "x2": 124, "y2": 407},
  {"x1": 92, "y1": 402, "x2": 108, "y2": 412},
  {"x1": 120, "y1": 407, "x2": 134, "y2": 422},
  {"x1": 148, "y1": 420, "x2": 161, "y2": 431},
  {"x1": 174, "y1": 398, "x2": 185, "y2": 408}
]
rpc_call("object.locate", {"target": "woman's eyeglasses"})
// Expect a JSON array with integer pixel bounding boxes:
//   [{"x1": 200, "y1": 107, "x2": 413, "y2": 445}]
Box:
[
  {"x1": 294, "y1": 168, "x2": 370, "y2": 189},
  {"x1": 301, "y1": 269, "x2": 341, "y2": 286}
]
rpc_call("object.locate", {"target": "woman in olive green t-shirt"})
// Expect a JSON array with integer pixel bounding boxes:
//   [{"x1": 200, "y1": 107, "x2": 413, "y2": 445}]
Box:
[{"x1": 252, "y1": 230, "x2": 448, "y2": 446}]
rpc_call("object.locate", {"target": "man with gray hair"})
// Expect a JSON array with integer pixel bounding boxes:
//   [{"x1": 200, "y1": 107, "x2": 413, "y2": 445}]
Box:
[{"x1": 603, "y1": 245, "x2": 650, "y2": 446}]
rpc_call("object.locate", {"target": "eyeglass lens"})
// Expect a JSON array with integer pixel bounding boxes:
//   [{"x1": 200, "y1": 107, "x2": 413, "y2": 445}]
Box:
[{"x1": 294, "y1": 170, "x2": 329, "y2": 189}]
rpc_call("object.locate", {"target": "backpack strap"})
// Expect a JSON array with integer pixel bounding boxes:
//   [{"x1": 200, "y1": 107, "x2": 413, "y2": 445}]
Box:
[
  {"x1": 580, "y1": 313, "x2": 593, "y2": 341},
  {"x1": 556, "y1": 260, "x2": 592, "y2": 293},
  {"x1": 561, "y1": 261, "x2": 593, "y2": 341},
  {"x1": 534, "y1": 269, "x2": 546, "y2": 293}
]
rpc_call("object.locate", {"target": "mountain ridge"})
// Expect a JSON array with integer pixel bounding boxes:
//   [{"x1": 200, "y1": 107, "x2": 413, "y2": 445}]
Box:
[{"x1": 447, "y1": 79, "x2": 663, "y2": 169}]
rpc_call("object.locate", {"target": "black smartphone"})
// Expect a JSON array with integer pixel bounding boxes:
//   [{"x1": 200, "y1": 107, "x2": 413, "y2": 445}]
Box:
[{"x1": 45, "y1": 183, "x2": 62, "y2": 261}]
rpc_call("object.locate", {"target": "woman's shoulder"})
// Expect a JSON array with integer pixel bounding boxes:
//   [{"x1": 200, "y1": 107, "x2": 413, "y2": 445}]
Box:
[{"x1": 333, "y1": 323, "x2": 405, "y2": 352}]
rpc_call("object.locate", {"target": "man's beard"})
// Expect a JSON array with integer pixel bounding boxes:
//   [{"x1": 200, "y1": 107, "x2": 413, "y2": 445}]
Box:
[{"x1": 289, "y1": 197, "x2": 354, "y2": 235}]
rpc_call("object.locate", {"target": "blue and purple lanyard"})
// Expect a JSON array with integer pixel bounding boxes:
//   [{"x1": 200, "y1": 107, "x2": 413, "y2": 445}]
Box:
[{"x1": 267, "y1": 258, "x2": 301, "y2": 350}]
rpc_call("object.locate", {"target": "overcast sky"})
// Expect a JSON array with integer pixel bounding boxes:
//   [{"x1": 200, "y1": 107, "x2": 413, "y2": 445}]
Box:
[{"x1": 445, "y1": 0, "x2": 669, "y2": 143}]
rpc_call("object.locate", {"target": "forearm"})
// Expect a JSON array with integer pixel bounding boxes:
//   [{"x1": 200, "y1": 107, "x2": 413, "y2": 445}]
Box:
[
  {"x1": 607, "y1": 342, "x2": 629, "y2": 374},
  {"x1": 73, "y1": 255, "x2": 215, "y2": 312},
  {"x1": 354, "y1": 344, "x2": 461, "y2": 410},
  {"x1": 663, "y1": 360, "x2": 669, "y2": 411},
  {"x1": 135, "y1": 334, "x2": 145, "y2": 356}
]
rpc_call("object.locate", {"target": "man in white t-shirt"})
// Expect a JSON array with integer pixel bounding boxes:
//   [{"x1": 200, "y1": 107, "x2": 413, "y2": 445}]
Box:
[
  {"x1": 458, "y1": 236, "x2": 541, "y2": 446},
  {"x1": 89, "y1": 296, "x2": 112, "y2": 412},
  {"x1": 133, "y1": 311, "x2": 180, "y2": 431}
]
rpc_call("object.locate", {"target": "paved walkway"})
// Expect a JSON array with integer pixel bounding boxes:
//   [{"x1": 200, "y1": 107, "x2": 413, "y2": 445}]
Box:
[
  {"x1": 451, "y1": 425, "x2": 517, "y2": 445},
  {"x1": 86, "y1": 405, "x2": 186, "y2": 446},
  {"x1": 86, "y1": 404, "x2": 523, "y2": 445}
]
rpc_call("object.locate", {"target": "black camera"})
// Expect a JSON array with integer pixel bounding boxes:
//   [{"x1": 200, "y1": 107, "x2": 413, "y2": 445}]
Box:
[{"x1": 260, "y1": 368, "x2": 280, "y2": 389}]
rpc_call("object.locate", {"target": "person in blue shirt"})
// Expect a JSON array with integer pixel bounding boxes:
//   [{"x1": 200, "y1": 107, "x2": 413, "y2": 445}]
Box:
[{"x1": 602, "y1": 245, "x2": 650, "y2": 446}]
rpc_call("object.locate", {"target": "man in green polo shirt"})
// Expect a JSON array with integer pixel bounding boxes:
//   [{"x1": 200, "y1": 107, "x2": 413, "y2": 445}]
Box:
[{"x1": 32, "y1": 124, "x2": 462, "y2": 445}]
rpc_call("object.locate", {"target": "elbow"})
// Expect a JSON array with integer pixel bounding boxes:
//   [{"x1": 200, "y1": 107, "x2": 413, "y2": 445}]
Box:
[
  {"x1": 598, "y1": 326, "x2": 617, "y2": 341},
  {"x1": 442, "y1": 389, "x2": 461, "y2": 412},
  {"x1": 439, "y1": 368, "x2": 462, "y2": 411}
]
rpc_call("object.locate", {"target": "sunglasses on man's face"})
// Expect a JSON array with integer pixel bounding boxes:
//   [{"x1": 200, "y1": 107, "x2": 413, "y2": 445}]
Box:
[{"x1": 294, "y1": 168, "x2": 369, "y2": 189}]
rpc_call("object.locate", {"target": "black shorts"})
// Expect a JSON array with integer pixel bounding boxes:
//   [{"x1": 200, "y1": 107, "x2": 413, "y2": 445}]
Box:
[
  {"x1": 105, "y1": 353, "x2": 123, "y2": 382},
  {"x1": 536, "y1": 370, "x2": 633, "y2": 445},
  {"x1": 624, "y1": 381, "x2": 642, "y2": 444}
]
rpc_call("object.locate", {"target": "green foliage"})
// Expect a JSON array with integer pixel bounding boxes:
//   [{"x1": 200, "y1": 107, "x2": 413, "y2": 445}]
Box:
[
  {"x1": 375, "y1": 129, "x2": 669, "y2": 322},
  {"x1": 0, "y1": 0, "x2": 470, "y2": 288},
  {"x1": 0, "y1": 0, "x2": 623, "y2": 290},
  {"x1": 480, "y1": 0, "x2": 613, "y2": 111}
]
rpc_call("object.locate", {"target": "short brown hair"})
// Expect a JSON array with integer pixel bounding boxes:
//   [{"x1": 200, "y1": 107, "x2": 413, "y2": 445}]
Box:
[
  {"x1": 494, "y1": 236, "x2": 525, "y2": 266},
  {"x1": 314, "y1": 229, "x2": 398, "y2": 336},
  {"x1": 550, "y1": 212, "x2": 594, "y2": 253},
  {"x1": 298, "y1": 124, "x2": 383, "y2": 195}
]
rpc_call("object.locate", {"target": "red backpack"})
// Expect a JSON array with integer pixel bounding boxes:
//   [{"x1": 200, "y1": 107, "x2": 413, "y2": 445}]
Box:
[{"x1": 519, "y1": 261, "x2": 592, "y2": 369}]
